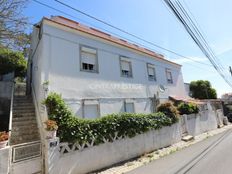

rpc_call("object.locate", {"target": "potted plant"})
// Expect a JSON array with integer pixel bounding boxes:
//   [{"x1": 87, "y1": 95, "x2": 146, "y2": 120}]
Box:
[
  {"x1": 0, "y1": 131, "x2": 9, "y2": 149},
  {"x1": 44, "y1": 120, "x2": 58, "y2": 139}
]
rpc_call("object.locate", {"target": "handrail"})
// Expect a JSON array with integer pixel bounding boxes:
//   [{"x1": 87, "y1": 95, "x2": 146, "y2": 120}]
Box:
[
  {"x1": 31, "y1": 84, "x2": 47, "y2": 137},
  {"x1": 31, "y1": 84, "x2": 48, "y2": 174},
  {"x1": 8, "y1": 81, "x2": 15, "y2": 145}
]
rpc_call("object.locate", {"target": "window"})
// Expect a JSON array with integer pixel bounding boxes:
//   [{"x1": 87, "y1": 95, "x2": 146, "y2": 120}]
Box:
[
  {"x1": 84, "y1": 104, "x2": 99, "y2": 119},
  {"x1": 120, "y1": 57, "x2": 132, "y2": 78},
  {"x1": 80, "y1": 46, "x2": 98, "y2": 73},
  {"x1": 125, "y1": 102, "x2": 135, "y2": 113},
  {"x1": 147, "y1": 63, "x2": 156, "y2": 81},
  {"x1": 166, "y1": 69, "x2": 173, "y2": 84}
]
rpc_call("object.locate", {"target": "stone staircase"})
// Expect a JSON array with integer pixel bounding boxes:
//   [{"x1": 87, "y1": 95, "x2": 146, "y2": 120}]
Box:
[{"x1": 10, "y1": 95, "x2": 40, "y2": 145}]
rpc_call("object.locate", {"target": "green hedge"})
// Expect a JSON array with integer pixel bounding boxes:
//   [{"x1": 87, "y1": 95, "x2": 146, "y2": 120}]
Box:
[
  {"x1": 44, "y1": 93, "x2": 178, "y2": 144},
  {"x1": 177, "y1": 102, "x2": 199, "y2": 115}
]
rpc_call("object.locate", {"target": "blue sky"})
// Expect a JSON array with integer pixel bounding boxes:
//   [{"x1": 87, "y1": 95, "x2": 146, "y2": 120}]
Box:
[{"x1": 23, "y1": 0, "x2": 232, "y2": 97}]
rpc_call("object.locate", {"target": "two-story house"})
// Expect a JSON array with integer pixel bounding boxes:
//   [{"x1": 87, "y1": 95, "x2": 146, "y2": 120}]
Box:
[{"x1": 28, "y1": 16, "x2": 186, "y2": 119}]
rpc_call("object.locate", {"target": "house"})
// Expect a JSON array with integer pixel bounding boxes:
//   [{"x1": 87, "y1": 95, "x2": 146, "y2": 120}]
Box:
[{"x1": 28, "y1": 16, "x2": 186, "y2": 119}]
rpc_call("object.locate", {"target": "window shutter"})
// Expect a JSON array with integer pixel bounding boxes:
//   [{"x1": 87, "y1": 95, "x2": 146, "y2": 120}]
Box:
[
  {"x1": 121, "y1": 61, "x2": 130, "y2": 71},
  {"x1": 81, "y1": 46, "x2": 97, "y2": 54},
  {"x1": 81, "y1": 52, "x2": 96, "y2": 64},
  {"x1": 167, "y1": 71, "x2": 172, "y2": 79},
  {"x1": 148, "y1": 67, "x2": 154, "y2": 75}
]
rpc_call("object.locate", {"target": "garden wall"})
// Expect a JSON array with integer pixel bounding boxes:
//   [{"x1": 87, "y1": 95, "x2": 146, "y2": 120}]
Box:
[
  {"x1": 0, "y1": 146, "x2": 10, "y2": 174},
  {"x1": 47, "y1": 123, "x2": 182, "y2": 174},
  {"x1": 184, "y1": 109, "x2": 221, "y2": 137},
  {"x1": 45, "y1": 104, "x2": 224, "y2": 174}
]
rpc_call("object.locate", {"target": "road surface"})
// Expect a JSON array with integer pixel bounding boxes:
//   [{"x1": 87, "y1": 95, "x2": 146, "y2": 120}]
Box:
[{"x1": 128, "y1": 129, "x2": 232, "y2": 174}]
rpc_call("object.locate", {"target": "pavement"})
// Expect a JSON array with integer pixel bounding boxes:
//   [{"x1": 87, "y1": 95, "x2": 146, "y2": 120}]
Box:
[
  {"x1": 128, "y1": 128, "x2": 232, "y2": 174},
  {"x1": 97, "y1": 124, "x2": 232, "y2": 174}
]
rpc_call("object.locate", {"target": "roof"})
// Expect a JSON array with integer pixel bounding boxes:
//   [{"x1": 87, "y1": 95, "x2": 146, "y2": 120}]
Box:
[
  {"x1": 169, "y1": 95, "x2": 205, "y2": 104},
  {"x1": 42, "y1": 16, "x2": 181, "y2": 67}
]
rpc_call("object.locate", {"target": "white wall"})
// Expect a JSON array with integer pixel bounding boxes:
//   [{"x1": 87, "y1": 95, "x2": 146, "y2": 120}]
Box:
[
  {"x1": 0, "y1": 146, "x2": 10, "y2": 174},
  {"x1": 48, "y1": 123, "x2": 182, "y2": 174},
  {"x1": 184, "y1": 110, "x2": 219, "y2": 136},
  {"x1": 31, "y1": 20, "x2": 186, "y2": 117},
  {"x1": 45, "y1": 107, "x2": 223, "y2": 174}
]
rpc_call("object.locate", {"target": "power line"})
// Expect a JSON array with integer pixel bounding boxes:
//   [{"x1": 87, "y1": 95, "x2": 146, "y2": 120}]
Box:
[
  {"x1": 31, "y1": 0, "x2": 215, "y2": 72},
  {"x1": 53, "y1": 0, "x2": 212, "y2": 67},
  {"x1": 163, "y1": 0, "x2": 232, "y2": 88}
]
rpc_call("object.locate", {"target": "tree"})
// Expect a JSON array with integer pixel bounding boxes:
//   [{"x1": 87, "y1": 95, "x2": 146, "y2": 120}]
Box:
[
  {"x1": 0, "y1": 48, "x2": 27, "y2": 79},
  {"x1": 0, "y1": 0, "x2": 30, "y2": 51},
  {"x1": 190, "y1": 80, "x2": 217, "y2": 99}
]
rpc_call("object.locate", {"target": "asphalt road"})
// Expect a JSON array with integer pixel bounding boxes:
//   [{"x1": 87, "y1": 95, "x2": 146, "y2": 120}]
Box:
[{"x1": 128, "y1": 129, "x2": 232, "y2": 174}]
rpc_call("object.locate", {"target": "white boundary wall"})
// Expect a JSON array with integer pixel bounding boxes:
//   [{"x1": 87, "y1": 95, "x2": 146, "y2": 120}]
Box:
[
  {"x1": 184, "y1": 109, "x2": 222, "y2": 137},
  {"x1": 45, "y1": 108, "x2": 224, "y2": 174},
  {"x1": 0, "y1": 146, "x2": 10, "y2": 174},
  {"x1": 48, "y1": 123, "x2": 182, "y2": 174}
]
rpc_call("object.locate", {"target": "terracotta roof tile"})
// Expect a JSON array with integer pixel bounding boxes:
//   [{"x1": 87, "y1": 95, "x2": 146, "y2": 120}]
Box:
[{"x1": 43, "y1": 16, "x2": 181, "y2": 66}]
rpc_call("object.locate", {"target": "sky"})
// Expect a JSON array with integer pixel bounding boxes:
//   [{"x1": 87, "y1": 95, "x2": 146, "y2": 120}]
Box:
[{"x1": 23, "y1": 0, "x2": 232, "y2": 97}]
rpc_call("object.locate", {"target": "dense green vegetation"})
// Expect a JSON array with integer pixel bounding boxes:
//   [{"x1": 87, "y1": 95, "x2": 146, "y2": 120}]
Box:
[
  {"x1": 190, "y1": 80, "x2": 217, "y2": 99},
  {"x1": 44, "y1": 93, "x2": 178, "y2": 144},
  {"x1": 0, "y1": 48, "x2": 27, "y2": 78},
  {"x1": 177, "y1": 102, "x2": 199, "y2": 115}
]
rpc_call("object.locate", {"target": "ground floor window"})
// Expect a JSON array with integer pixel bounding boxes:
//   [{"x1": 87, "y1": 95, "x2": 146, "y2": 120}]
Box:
[
  {"x1": 125, "y1": 102, "x2": 135, "y2": 113},
  {"x1": 83, "y1": 100, "x2": 99, "y2": 119}
]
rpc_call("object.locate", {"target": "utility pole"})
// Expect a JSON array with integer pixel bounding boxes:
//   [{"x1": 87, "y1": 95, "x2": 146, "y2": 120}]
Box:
[{"x1": 229, "y1": 66, "x2": 232, "y2": 76}]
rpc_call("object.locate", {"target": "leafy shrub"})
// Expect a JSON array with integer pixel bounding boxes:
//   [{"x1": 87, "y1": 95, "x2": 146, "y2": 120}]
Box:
[
  {"x1": 0, "y1": 48, "x2": 27, "y2": 78},
  {"x1": 44, "y1": 93, "x2": 177, "y2": 144},
  {"x1": 177, "y1": 102, "x2": 199, "y2": 115},
  {"x1": 157, "y1": 101, "x2": 179, "y2": 122}
]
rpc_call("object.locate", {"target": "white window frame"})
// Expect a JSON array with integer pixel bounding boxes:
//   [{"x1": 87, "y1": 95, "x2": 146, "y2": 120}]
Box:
[
  {"x1": 83, "y1": 100, "x2": 100, "y2": 119},
  {"x1": 147, "y1": 63, "x2": 156, "y2": 81},
  {"x1": 166, "y1": 68, "x2": 173, "y2": 84},
  {"x1": 80, "y1": 45, "x2": 98, "y2": 73},
  {"x1": 124, "y1": 101, "x2": 135, "y2": 113},
  {"x1": 120, "y1": 56, "x2": 133, "y2": 78}
]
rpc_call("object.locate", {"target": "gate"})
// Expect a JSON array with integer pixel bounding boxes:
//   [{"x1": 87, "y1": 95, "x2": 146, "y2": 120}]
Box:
[
  {"x1": 180, "y1": 115, "x2": 188, "y2": 136},
  {"x1": 10, "y1": 141, "x2": 42, "y2": 174}
]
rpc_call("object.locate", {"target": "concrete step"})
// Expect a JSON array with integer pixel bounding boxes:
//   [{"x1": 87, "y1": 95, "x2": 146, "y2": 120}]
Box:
[
  {"x1": 12, "y1": 124, "x2": 38, "y2": 132},
  {"x1": 13, "y1": 112, "x2": 35, "y2": 117},
  {"x1": 182, "y1": 135, "x2": 194, "y2": 142},
  {"x1": 13, "y1": 107, "x2": 35, "y2": 113},
  {"x1": 12, "y1": 120, "x2": 37, "y2": 126},
  {"x1": 13, "y1": 104, "x2": 34, "y2": 108},
  {"x1": 13, "y1": 111, "x2": 35, "y2": 116},
  {"x1": 14, "y1": 98, "x2": 33, "y2": 102},
  {"x1": 11, "y1": 129, "x2": 39, "y2": 137},
  {"x1": 13, "y1": 116, "x2": 36, "y2": 122},
  {"x1": 11, "y1": 94, "x2": 41, "y2": 146},
  {"x1": 10, "y1": 135, "x2": 40, "y2": 145}
]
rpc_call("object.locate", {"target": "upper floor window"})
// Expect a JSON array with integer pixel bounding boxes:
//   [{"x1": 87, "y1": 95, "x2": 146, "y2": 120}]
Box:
[
  {"x1": 147, "y1": 63, "x2": 156, "y2": 81},
  {"x1": 80, "y1": 46, "x2": 98, "y2": 73},
  {"x1": 120, "y1": 57, "x2": 133, "y2": 78},
  {"x1": 166, "y1": 69, "x2": 173, "y2": 84}
]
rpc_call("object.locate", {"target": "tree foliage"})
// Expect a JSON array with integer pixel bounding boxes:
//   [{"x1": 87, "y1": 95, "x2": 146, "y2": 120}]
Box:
[
  {"x1": 190, "y1": 80, "x2": 217, "y2": 99},
  {"x1": 0, "y1": 48, "x2": 27, "y2": 78},
  {"x1": 0, "y1": 0, "x2": 30, "y2": 51}
]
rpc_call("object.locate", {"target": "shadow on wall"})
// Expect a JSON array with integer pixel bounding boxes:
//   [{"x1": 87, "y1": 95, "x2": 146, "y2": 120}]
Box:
[{"x1": 0, "y1": 99, "x2": 10, "y2": 131}]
